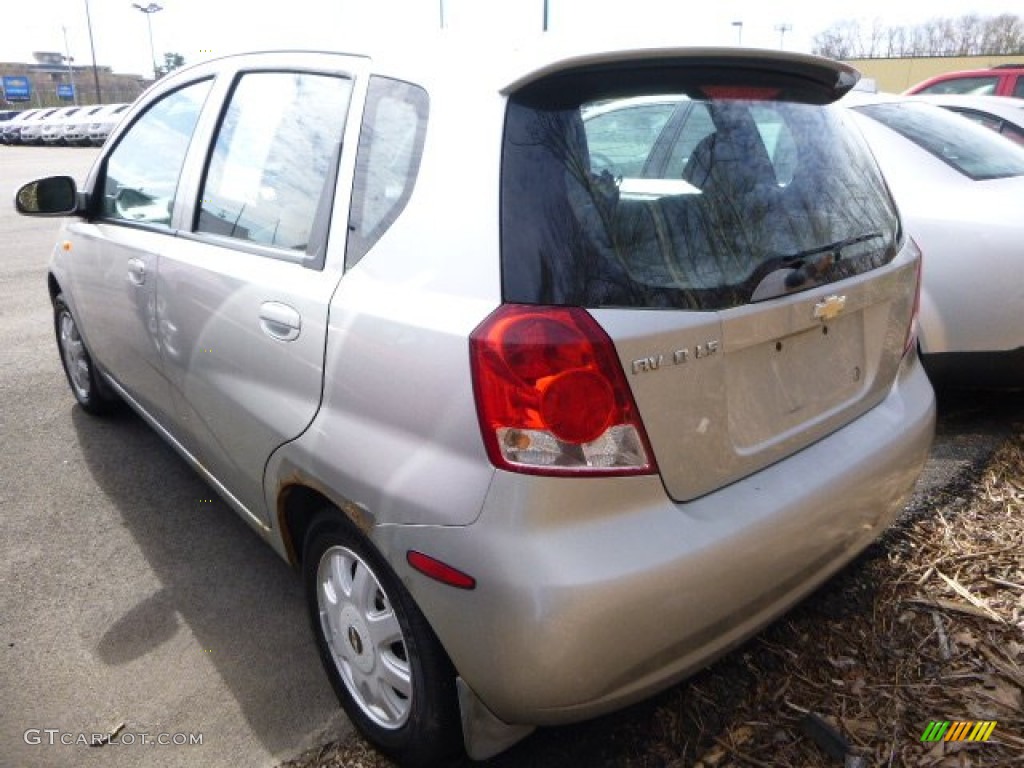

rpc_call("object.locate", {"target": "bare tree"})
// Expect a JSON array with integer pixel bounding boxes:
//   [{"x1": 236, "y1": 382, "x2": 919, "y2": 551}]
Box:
[{"x1": 812, "y1": 13, "x2": 1024, "y2": 58}]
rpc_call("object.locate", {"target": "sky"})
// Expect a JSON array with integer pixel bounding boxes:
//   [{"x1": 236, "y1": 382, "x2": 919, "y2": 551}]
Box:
[{"x1": 5, "y1": 0, "x2": 1022, "y2": 78}]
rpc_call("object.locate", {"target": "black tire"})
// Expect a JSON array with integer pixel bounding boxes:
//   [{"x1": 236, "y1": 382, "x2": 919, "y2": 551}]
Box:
[
  {"x1": 303, "y1": 513, "x2": 462, "y2": 767},
  {"x1": 53, "y1": 293, "x2": 119, "y2": 415}
]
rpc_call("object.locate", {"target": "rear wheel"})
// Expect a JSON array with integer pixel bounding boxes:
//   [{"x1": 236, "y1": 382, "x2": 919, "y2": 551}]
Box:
[
  {"x1": 303, "y1": 513, "x2": 461, "y2": 767},
  {"x1": 54, "y1": 293, "x2": 119, "y2": 415}
]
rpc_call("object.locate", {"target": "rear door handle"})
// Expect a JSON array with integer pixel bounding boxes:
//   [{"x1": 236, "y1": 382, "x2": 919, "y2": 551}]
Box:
[
  {"x1": 127, "y1": 257, "x2": 146, "y2": 286},
  {"x1": 258, "y1": 301, "x2": 301, "y2": 342}
]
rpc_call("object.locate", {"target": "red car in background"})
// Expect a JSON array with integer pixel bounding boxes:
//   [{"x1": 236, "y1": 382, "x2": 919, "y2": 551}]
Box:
[{"x1": 905, "y1": 64, "x2": 1024, "y2": 98}]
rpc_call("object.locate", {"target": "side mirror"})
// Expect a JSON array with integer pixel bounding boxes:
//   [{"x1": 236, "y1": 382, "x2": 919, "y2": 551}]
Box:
[{"x1": 15, "y1": 176, "x2": 79, "y2": 216}]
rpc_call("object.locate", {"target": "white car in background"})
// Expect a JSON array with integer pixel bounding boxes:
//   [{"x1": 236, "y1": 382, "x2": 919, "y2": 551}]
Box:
[
  {"x1": 912, "y1": 94, "x2": 1024, "y2": 147},
  {"x1": 61, "y1": 104, "x2": 109, "y2": 146},
  {"x1": 845, "y1": 93, "x2": 1024, "y2": 386},
  {"x1": 86, "y1": 103, "x2": 130, "y2": 145},
  {"x1": 18, "y1": 107, "x2": 60, "y2": 144},
  {"x1": 1, "y1": 108, "x2": 41, "y2": 144},
  {"x1": 40, "y1": 106, "x2": 84, "y2": 144}
]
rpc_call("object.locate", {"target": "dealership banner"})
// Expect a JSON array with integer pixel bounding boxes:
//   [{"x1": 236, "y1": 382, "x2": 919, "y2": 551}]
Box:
[{"x1": 2, "y1": 76, "x2": 31, "y2": 101}]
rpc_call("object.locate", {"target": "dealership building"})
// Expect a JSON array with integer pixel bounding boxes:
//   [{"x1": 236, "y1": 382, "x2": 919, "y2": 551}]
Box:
[{"x1": 1, "y1": 51, "x2": 148, "y2": 108}]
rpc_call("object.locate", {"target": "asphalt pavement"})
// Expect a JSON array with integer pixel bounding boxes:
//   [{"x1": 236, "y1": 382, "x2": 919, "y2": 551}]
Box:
[
  {"x1": 1, "y1": 146, "x2": 349, "y2": 768},
  {"x1": 1, "y1": 145, "x2": 1020, "y2": 768}
]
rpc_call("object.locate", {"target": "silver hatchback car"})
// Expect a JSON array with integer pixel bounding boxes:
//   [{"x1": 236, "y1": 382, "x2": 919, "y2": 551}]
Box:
[{"x1": 16, "y1": 45, "x2": 934, "y2": 766}]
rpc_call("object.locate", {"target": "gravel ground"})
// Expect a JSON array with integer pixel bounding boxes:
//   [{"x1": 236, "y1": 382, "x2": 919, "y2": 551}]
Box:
[{"x1": 283, "y1": 428, "x2": 1024, "y2": 768}]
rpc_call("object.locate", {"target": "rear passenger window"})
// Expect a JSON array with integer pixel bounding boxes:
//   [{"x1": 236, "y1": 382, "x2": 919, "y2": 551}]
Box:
[
  {"x1": 196, "y1": 72, "x2": 351, "y2": 262},
  {"x1": 1014, "y1": 78, "x2": 1024, "y2": 99},
  {"x1": 345, "y1": 77, "x2": 429, "y2": 268},
  {"x1": 101, "y1": 80, "x2": 212, "y2": 227}
]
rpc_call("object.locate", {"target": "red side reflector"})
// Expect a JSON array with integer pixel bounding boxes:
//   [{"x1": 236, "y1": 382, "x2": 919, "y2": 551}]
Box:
[
  {"x1": 407, "y1": 551, "x2": 476, "y2": 590},
  {"x1": 700, "y1": 85, "x2": 780, "y2": 101}
]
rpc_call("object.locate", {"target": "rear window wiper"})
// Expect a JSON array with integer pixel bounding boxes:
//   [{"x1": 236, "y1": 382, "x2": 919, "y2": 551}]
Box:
[{"x1": 750, "y1": 232, "x2": 885, "y2": 301}]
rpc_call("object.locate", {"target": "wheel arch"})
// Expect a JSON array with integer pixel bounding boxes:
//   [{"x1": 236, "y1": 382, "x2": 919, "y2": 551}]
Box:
[
  {"x1": 47, "y1": 272, "x2": 62, "y2": 304},
  {"x1": 277, "y1": 481, "x2": 376, "y2": 569}
]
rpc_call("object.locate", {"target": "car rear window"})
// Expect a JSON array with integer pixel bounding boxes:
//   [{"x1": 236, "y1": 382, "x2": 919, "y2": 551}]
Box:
[
  {"x1": 501, "y1": 75, "x2": 900, "y2": 311},
  {"x1": 856, "y1": 101, "x2": 1024, "y2": 180}
]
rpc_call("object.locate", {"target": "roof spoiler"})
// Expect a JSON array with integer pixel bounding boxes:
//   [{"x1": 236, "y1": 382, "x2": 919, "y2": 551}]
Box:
[{"x1": 504, "y1": 48, "x2": 861, "y2": 106}]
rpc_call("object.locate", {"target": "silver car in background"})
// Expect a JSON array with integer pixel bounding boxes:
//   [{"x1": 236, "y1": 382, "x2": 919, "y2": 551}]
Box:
[
  {"x1": 16, "y1": 46, "x2": 934, "y2": 766},
  {"x1": 912, "y1": 93, "x2": 1024, "y2": 147},
  {"x1": 845, "y1": 93, "x2": 1024, "y2": 386}
]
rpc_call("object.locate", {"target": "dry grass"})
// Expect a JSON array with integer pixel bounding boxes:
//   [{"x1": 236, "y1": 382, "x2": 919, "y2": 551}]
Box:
[{"x1": 283, "y1": 431, "x2": 1024, "y2": 768}]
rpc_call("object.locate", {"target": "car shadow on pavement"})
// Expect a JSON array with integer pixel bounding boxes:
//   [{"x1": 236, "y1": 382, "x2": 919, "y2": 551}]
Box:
[{"x1": 71, "y1": 404, "x2": 347, "y2": 760}]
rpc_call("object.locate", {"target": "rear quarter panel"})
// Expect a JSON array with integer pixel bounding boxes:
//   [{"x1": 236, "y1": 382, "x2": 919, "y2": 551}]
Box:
[{"x1": 265, "y1": 73, "x2": 506, "y2": 530}]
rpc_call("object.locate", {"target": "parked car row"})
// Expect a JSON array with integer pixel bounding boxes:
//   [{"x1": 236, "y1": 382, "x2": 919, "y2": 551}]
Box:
[{"x1": 0, "y1": 103, "x2": 130, "y2": 146}]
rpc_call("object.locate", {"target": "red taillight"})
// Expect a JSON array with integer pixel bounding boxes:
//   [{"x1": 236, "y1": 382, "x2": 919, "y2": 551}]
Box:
[
  {"x1": 903, "y1": 239, "x2": 922, "y2": 357},
  {"x1": 469, "y1": 304, "x2": 656, "y2": 476}
]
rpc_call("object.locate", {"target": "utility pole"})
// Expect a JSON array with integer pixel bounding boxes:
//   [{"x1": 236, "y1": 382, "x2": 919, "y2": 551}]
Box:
[
  {"x1": 775, "y1": 23, "x2": 793, "y2": 50},
  {"x1": 84, "y1": 0, "x2": 102, "y2": 103},
  {"x1": 133, "y1": 4, "x2": 164, "y2": 80}
]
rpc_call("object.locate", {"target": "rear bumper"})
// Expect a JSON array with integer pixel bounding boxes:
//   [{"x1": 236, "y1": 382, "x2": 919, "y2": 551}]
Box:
[{"x1": 380, "y1": 352, "x2": 934, "y2": 725}]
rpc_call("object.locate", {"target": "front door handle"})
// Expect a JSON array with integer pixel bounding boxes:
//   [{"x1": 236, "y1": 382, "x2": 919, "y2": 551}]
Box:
[
  {"x1": 127, "y1": 257, "x2": 146, "y2": 286},
  {"x1": 259, "y1": 301, "x2": 301, "y2": 342}
]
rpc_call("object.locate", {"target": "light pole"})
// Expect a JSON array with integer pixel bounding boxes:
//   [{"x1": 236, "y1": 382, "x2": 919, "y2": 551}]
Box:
[
  {"x1": 732, "y1": 21, "x2": 743, "y2": 46},
  {"x1": 132, "y1": 3, "x2": 163, "y2": 80},
  {"x1": 543, "y1": 0, "x2": 549, "y2": 31},
  {"x1": 775, "y1": 23, "x2": 793, "y2": 50}
]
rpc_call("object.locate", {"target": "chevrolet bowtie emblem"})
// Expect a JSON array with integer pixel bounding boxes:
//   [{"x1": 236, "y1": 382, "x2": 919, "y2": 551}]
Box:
[{"x1": 813, "y1": 294, "x2": 847, "y2": 321}]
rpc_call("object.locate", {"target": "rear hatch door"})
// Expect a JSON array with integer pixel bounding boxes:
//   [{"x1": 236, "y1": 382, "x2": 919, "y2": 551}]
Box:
[{"x1": 501, "y1": 52, "x2": 919, "y2": 500}]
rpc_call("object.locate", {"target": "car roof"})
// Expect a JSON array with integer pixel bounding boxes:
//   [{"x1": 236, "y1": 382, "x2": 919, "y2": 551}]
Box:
[
  {"x1": 922, "y1": 66, "x2": 1024, "y2": 78},
  {"x1": 910, "y1": 93, "x2": 1024, "y2": 117},
  {"x1": 159, "y1": 37, "x2": 858, "y2": 100},
  {"x1": 839, "y1": 90, "x2": 905, "y2": 107}
]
